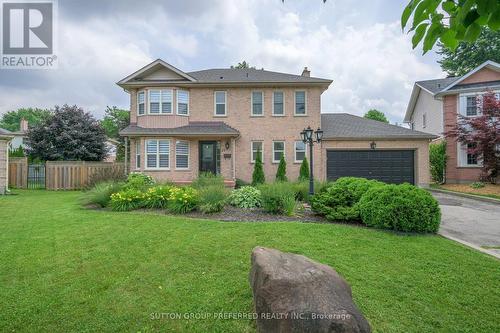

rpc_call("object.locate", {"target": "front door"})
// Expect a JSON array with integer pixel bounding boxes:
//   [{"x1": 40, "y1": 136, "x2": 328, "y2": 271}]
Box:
[{"x1": 199, "y1": 141, "x2": 217, "y2": 174}]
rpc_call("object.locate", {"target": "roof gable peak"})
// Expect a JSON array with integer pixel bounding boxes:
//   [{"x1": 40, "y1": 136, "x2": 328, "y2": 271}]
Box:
[{"x1": 117, "y1": 59, "x2": 197, "y2": 86}]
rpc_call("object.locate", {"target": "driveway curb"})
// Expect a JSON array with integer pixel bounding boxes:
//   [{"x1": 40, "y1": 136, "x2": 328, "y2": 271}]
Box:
[
  {"x1": 428, "y1": 188, "x2": 500, "y2": 205},
  {"x1": 439, "y1": 232, "x2": 500, "y2": 260}
]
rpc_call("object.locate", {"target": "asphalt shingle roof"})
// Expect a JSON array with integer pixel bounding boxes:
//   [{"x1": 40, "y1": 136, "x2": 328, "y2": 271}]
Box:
[
  {"x1": 187, "y1": 68, "x2": 332, "y2": 84},
  {"x1": 416, "y1": 77, "x2": 461, "y2": 94},
  {"x1": 321, "y1": 113, "x2": 437, "y2": 140},
  {"x1": 120, "y1": 122, "x2": 239, "y2": 136}
]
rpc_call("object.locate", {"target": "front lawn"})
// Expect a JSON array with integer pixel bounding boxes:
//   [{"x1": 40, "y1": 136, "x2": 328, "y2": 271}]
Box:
[{"x1": 1, "y1": 190, "x2": 499, "y2": 332}]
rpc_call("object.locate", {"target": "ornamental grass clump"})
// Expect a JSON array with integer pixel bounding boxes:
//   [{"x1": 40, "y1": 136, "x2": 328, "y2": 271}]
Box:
[
  {"x1": 80, "y1": 181, "x2": 123, "y2": 207},
  {"x1": 198, "y1": 185, "x2": 228, "y2": 213},
  {"x1": 259, "y1": 182, "x2": 297, "y2": 216},
  {"x1": 109, "y1": 189, "x2": 146, "y2": 211},
  {"x1": 167, "y1": 186, "x2": 199, "y2": 214},
  {"x1": 142, "y1": 185, "x2": 174, "y2": 209},
  {"x1": 228, "y1": 186, "x2": 262, "y2": 208},
  {"x1": 358, "y1": 183, "x2": 441, "y2": 233}
]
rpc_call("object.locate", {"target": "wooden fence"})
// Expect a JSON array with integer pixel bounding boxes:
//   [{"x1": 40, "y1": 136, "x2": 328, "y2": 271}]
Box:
[
  {"x1": 45, "y1": 161, "x2": 125, "y2": 190},
  {"x1": 8, "y1": 160, "x2": 125, "y2": 190},
  {"x1": 8, "y1": 157, "x2": 28, "y2": 189}
]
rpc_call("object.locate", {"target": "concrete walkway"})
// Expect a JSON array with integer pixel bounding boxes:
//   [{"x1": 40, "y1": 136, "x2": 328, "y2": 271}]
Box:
[{"x1": 432, "y1": 191, "x2": 500, "y2": 259}]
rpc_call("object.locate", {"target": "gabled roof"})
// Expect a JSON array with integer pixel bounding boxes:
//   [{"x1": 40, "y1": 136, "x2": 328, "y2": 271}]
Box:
[
  {"x1": 117, "y1": 59, "x2": 197, "y2": 86},
  {"x1": 404, "y1": 60, "x2": 500, "y2": 122},
  {"x1": 117, "y1": 59, "x2": 332, "y2": 88},
  {"x1": 187, "y1": 68, "x2": 332, "y2": 84},
  {"x1": 120, "y1": 122, "x2": 239, "y2": 137},
  {"x1": 0, "y1": 128, "x2": 14, "y2": 139},
  {"x1": 438, "y1": 60, "x2": 500, "y2": 94},
  {"x1": 321, "y1": 113, "x2": 437, "y2": 140}
]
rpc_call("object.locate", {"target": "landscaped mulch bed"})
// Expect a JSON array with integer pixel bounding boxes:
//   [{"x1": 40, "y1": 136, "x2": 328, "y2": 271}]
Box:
[{"x1": 437, "y1": 183, "x2": 500, "y2": 199}]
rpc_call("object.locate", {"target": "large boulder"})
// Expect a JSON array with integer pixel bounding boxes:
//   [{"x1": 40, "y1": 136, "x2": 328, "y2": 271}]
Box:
[{"x1": 249, "y1": 247, "x2": 371, "y2": 333}]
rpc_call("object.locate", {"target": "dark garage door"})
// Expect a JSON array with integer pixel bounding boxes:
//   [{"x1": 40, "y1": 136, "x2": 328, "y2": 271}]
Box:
[{"x1": 326, "y1": 150, "x2": 415, "y2": 184}]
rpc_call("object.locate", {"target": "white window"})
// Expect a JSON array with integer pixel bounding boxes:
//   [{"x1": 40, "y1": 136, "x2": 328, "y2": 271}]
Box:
[
  {"x1": 135, "y1": 140, "x2": 141, "y2": 169},
  {"x1": 295, "y1": 91, "x2": 306, "y2": 115},
  {"x1": 458, "y1": 142, "x2": 481, "y2": 167},
  {"x1": 272, "y1": 141, "x2": 285, "y2": 163},
  {"x1": 175, "y1": 140, "x2": 189, "y2": 169},
  {"x1": 149, "y1": 90, "x2": 160, "y2": 114},
  {"x1": 294, "y1": 141, "x2": 306, "y2": 162},
  {"x1": 251, "y1": 141, "x2": 263, "y2": 163},
  {"x1": 214, "y1": 91, "x2": 226, "y2": 116},
  {"x1": 466, "y1": 96, "x2": 478, "y2": 116},
  {"x1": 251, "y1": 91, "x2": 263, "y2": 116},
  {"x1": 273, "y1": 91, "x2": 284, "y2": 116},
  {"x1": 177, "y1": 90, "x2": 189, "y2": 115},
  {"x1": 422, "y1": 113, "x2": 427, "y2": 128},
  {"x1": 146, "y1": 139, "x2": 170, "y2": 169},
  {"x1": 137, "y1": 91, "x2": 145, "y2": 115}
]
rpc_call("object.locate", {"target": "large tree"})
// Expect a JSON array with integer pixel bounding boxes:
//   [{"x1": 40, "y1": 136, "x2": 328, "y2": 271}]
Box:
[
  {"x1": 364, "y1": 109, "x2": 389, "y2": 123},
  {"x1": 438, "y1": 28, "x2": 500, "y2": 76},
  {"x1": 402, "y1": 0, "x2": 500, "y2": 53},
  {"x1": 100, "y1": 106, "x2": 129, "y2": 161},
  {"x1": 27, "y1": 105, "x2": 108, "y2": 161},
  {"x1": 445, "y1": 91, "x2": 500, "y2": 183},
  {"x1": 0, "y1": 107, "x2": 51, "y2": 131}
]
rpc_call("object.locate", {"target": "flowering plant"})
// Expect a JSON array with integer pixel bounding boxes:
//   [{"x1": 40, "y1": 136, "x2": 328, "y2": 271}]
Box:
[
  {"x1": 109, "y1": 189, "x2": 145, "y2": 211},
  {"x1": 167, "y1": 186, "x2": 199, "y2": 213}
]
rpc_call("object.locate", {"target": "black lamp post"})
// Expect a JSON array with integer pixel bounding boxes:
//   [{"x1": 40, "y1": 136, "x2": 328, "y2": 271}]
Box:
[{"x1": 301, "y1": 126, "x2": 323, "y2": 195}]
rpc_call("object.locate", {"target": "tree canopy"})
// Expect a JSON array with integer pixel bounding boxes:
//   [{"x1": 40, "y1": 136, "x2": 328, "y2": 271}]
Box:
[
  {"x1": 402, "y1": 0, "x2": 500, "y2": 53},
  {"x1": 230, "y1": 61, "x2": 255, "y2": 69},
  {"x1": 437, "y1": 27, "x2": 500, "y2": 76},
  {"x1": 27, "y1": 105, "x2": 108, "y2": 161},
  {"x1": 364, "y1": 109, "x2": 389, "y2": 123},
  {"x1": 0, "y1": 107, "x2": 51, "y2": 132},
  {"x1": 100, "y1": 106, "x2": 129, "y2": 161}
]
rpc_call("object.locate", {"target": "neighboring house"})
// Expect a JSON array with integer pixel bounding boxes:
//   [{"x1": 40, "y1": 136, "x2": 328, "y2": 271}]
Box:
[
  {"x1": 105, "y1": 138, "x2": 119, "y2": 162},
  {"x1": 9, "y1": 118, "x2": 29, "y2": 150},
  {"x1": 0, "y1": 128, "x2": 14, "y2": 194},
  {"x1": 119, "y1": 59, "x2": 435, "y2": 187},
  {"x1": 404, "y1": 60, "x2": 500, "y2": 183}
]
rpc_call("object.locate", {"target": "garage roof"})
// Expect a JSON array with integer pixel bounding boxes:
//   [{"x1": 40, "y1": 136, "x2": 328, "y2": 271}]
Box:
[{"x1": 321, "y1": 113, "x2": 438, "y2": 140}]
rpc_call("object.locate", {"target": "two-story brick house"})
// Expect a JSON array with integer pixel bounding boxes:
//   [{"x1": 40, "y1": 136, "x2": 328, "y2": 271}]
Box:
[
  {"x1": 404, "y1": 60, "x2": 500, "y2": 183},
  {"x1": 119, "y1": 59, "x2": 435, "y2": 187},
  {"x1": 118, "y1": 59, "x2": 330, "y2": 186}
]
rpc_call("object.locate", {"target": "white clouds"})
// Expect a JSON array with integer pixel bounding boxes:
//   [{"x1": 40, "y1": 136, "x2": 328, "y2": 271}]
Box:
[{"x1": 0, "y1": 0, "x2": 443, "y2": 123}]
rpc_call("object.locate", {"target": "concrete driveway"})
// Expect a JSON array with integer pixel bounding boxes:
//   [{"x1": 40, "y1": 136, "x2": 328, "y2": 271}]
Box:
[{"x1": 432, "y1": 191, "x2": 500, "y2": 259}]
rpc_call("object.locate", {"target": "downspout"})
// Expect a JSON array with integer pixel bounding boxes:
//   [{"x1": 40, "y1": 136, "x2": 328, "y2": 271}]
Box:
[{"x1": 124, "y1": 136, "x2": 128, "y2": 176}]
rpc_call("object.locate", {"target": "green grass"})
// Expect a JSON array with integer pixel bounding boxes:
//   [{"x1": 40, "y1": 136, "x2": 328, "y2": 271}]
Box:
[{"x1": 1, "y1": 190, "x2": 499, "y2": 332}]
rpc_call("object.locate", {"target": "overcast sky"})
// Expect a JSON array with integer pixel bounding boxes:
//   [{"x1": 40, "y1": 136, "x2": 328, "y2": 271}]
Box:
[{"x1": 0, "y1": 0, "x2": 445, "y2": 123}]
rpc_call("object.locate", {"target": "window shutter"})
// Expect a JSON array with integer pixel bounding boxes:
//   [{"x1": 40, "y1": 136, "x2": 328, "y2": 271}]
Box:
[{"x1": 458, "y1": 95, "x2": 467, "y2": 116}]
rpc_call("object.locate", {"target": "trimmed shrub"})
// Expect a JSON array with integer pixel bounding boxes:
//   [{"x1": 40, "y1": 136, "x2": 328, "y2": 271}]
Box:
[
  {"x1": 80, "y1": 181, "x2": 123, "y2": 207},
  {"x1": 358, "y1": 183, "x2": 441, "y2": 233},
  {"x1": 275, "y1": 155, "x2": 288, "y2": 182},
  {"x1": 167, "y1": 186, "x2": 199, "y2": 214},
  {"x1": 198, "y1": 185, "x2": 228, "y2": 213},
  {"x1": 228, "y1": 186, "x2": 262, "y2": 208},
  {"x1": 311, "y1": 177, "x2": 384, "y2": 221},
  {"x1": 192, "y1": 172, "x2": 225, "y2": 189},
  {"x1": 429, "y1": 140, "x2": 447, "y2": 183},
  {"x1": 298, "y1": 157, "x2": 309, "y2": 181},
  {"x1": 259, "y1": 182, "x2": 297, "y2": 216},
  {"x1": 252, "y1": 151, "x2": 265, "y2": 186},
  {"x1": 123, "y1": 172, "x2": 155, "y2": 191},
  {"x1": 142, "y1": 185, "x2": 174, "y2": 209},
  {"x1": 109, "y1": 188, "x2": 145, "y2": 211}
]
